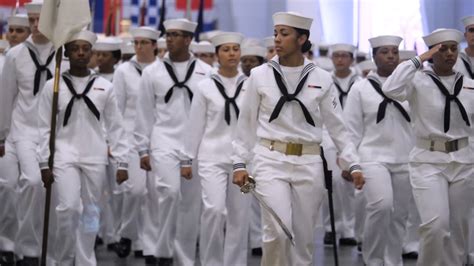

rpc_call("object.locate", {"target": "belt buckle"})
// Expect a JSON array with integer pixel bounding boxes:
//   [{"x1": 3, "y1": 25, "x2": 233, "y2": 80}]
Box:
[
  {"x1": 285, "y1": 143, "x2": 303, "y2": 156},
  {"x1": 445, "y1": 139, "x2": 458, "y2": 153}
]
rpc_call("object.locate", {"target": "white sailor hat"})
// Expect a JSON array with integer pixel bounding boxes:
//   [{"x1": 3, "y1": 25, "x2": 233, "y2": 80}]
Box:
[
  {"x1": 130, "y1": 27, "x2": 160, "y2": 41},
  {"x1": 0, "y1": 40, "x2": 9, "y2": 50},
  {"x1": 199, "y1": 30, "x2": 221, "y2": 42},
  {"x1": 210, "y1": 32, "x2": 244, "y2": 47},
  {"x1": 357, "y1": 60, "x2": 376, "y2": 71},
  {"x1": 422, "y1": 28, "x2": 463, "y2": 46},
  {"x1": 317, "y1": 42, "x2": 330, "y2": 50},
  {"x1": 461, "y1": 16, "x2": 474, "y2": 28},
  {"x1": 8, "y1": 14, "x2": 29, "y2": 27},
  {"x1": 164, "y1": 18, "x2": 197, "y2": 33},
  {"x1": 157, "y1": 37, "x2": 167, "y2": 49},
  {"x1": 399, "y1": 50, "x2": 417, "y2": 61},
  {"x1": 356, "y1": 51, "x2": 368, "y2": 58},
  {"x1": 330, "y1": 43, "x2": 356, "y2": 54},
  {"x1": 273, "y1": 11, "x2": 312, "y2": 30},
  {"x1": 93, "y1": 37, "x2": 122, "y2": 51},
  {"x1": 25, "y1": 0, "x2": 43, "y2": 14},
  {"x1": 192, "y1": 41, "x2": 214, "y2": 54},
  {"x1": 241, "y1": 45, "x2": 266, "y2": 58},
  {"x1": 67, "y1": 30, "x2": 97, "y2": 46},
  {"x1": 262, "y1": 36, "x2": 274, "y2": 48},
  {"x1": 369, "y1": 35, "x2": 402, "y2": 48},
  {"x1": 120, "y1": 38, "x2": 135, "y2": 55}
]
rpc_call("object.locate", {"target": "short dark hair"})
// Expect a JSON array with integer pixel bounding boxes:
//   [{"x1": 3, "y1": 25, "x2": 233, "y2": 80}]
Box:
[{"x1": 111, "y1": 50, "x2": 122, "y2": 62}]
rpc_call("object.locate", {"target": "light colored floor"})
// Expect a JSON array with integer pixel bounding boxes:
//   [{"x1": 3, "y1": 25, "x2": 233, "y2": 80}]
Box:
[{"x1": 95, "y1": 228, "x2": 418, "y2": 266}]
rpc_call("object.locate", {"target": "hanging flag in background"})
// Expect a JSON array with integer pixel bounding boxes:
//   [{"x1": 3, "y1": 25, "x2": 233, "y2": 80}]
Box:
[
  {"x1": 157, "y1": 0, "x2": 165, "y2": 35},
  {"x1": 194, "y1": 0, "x2": 204, "y2": 41},
  {"x1": 123, "y1": 0, "x2": 216, "y2": 34},
  {"x1": 90, "y1": 0, "x2": 122, "y2": 34},
  {"x1": 139, "y1": 0, "x2": 147, "y2": 26}
]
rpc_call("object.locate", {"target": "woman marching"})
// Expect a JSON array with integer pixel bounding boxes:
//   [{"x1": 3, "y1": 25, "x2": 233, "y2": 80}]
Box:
[
  {"x1": 181, "y1": 32, "x2": 250, "y2": 266},
  {"x1": 343, "y1": 35, "x2": 414, "y2": 265},
  {"x1": 382, "y1": 29, "x2": 474, "y2": 266},
  {"x1": 231, "y1": 12, "x2": 364, "y2": 266}
]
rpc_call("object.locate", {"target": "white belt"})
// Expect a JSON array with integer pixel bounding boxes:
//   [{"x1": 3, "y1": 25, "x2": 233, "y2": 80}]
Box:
[
  {"x1": 259, "y1": 138, "x2": 320, "y2": 156},
  {"x1": 416, "y1": 137, "x2": 469, "y2": 153}
]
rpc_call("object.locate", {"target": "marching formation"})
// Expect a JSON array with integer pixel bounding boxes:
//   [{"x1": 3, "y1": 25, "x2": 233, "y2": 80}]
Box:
[{"x1": 0, "y1": 1, "x2": 473, "y2": 266}]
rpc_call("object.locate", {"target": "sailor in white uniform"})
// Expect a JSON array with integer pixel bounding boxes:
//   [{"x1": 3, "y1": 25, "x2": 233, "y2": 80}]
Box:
[
  {"x1": 321, "y1": 43, "x2": 360, "y2": 247},
  {"x1": 344, "y1": 35, "x2": 414, "y2": 266},
  {"x1": 455, "y1": 16, "x2": 474, "y2": 79},
  {"x1": 93, "y1": 37, "x2": 122, "y2": 82},
  {"x1": 262, "y1": 36, "x2": 276, "y2": 61},
  {"x1": 232, "y1": 12, "x2": 364, "y2": 266},
  {"x1": 38, "y1": 30, "x2": 129, "y2": 266},
  {"x1": 0, "y1": 1, "x2": 56, "y2": 264},
  {"x1": 134, "y1": 18, "x2": 212, "y2": 266},
  {"x1": 191, "y1": 41, "x2": 216, "y2": 67},
  {"x1": 382, "y1": 28, "x2": 474, "y2": 266},
  {"x1": 6, "y1": 14, "x2": 30, "y2": 48},
  {"x1": 112, "y1": 26, "x2": 160, "y2": 258},
  {"x1": 454, "y1": 16, "x2": 474, "y2": 264},
  {"x1": 181, "y1": 31, "x2": 250, "y2": 266}
]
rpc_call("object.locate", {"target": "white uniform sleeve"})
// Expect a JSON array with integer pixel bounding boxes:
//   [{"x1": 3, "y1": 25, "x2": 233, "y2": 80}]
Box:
[
  {"x1": 37, "y1": 81, "x2": 53, "y2": 169},
  {"x1": 113, "y1": 67, "x2": 127, "y2": 115},
  {"x1": 319, "y1": 84, "x2": 360, "y2": 171},
  {"x1": 134, "y1": 69, "x2": 156, "y2": 157},
  {"x1": 232, "y1": 77, "x2": 259, "y2": 170},
  {"x1": 104, "y1": 88, "x2": 130, "y2": 169},
  {"x1": 382, "y1": 57, "x2": 420, "y2": 102},
  {"x1": 0, "y1": 52, "x2": 19, "y2": 142},
  {"x1": 343, "y1": 84, "x2": 364, "y2": 148},
  {"x1": 182, "y1": 83, "x2": 207, "y2": 164}
]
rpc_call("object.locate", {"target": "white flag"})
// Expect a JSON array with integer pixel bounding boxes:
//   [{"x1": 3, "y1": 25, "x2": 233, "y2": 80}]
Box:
[{"x1": 38, "y1": 0, "x2": 91, "y2": 49}]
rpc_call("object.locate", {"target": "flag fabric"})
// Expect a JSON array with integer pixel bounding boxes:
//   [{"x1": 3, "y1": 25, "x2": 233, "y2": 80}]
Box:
[
  {"x1": 194, "y1": 0, "x2": 204, "y2": 41},
  {"x1": 123, "y1": 0, "x2": 216, "y2": 32},
  {"x1": 38, "y1": 0, "x2": 92, "y2": 49},
  {"x1": 157, "y1": 0, "x2": 165, "y2": 35}
]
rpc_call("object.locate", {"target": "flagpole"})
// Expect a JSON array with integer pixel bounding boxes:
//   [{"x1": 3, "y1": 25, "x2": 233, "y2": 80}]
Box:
[{"x1": 40, "y1": 46, "x2": 63, "y2": 266}]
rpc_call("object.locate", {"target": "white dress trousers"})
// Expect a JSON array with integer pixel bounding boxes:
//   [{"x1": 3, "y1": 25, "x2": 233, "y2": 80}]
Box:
[
  {"x1": 361, "y1": 163, "x2": 411, "y2": 266},
  {"x1": 252, "y1": 153, "x2": 325, "y2": 266},
  {"x1": 148, "y1": 149, "x2": 201, "y2": 265},
  {"x1": 0, "y1": 139, "x2": 19, "y2": 252},
  {"x1": 198, "y1": 160, "x2": 250, "y2": 266}
]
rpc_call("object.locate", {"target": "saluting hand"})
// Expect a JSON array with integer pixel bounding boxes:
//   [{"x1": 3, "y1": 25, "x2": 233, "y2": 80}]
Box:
[
  {"x1": 116, "y1": 169, "x2": 129, "y2": 185},
  {"x1": 140, "y1": 156, "x2": 152, "y2": 171},
  {"x1": 41, "y1": 168, "x2": 54, "y2": 187},
  {"x1": 180, "y1": 166, "x2": 193, "y2": 180},
  {"x1": 351, "y1": 171, "x2": 365, "y2": 190},
  {"x1": 0, "y1": 145, "x2": 4, "y2": 157},
  {"x1": 233, "y1": 170, "x2": 249, "y2": 188},
  {"x1": 419, "y1": 44, "x2": 442, "y2": 63}
]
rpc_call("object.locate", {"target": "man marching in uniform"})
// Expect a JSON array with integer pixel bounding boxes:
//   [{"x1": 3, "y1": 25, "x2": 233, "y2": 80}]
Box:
[
  {"x1": 112, "y1": 26, "x2": 160, "y2": 258},
  {"x1": 455, "y1": 15, "x2": 474, "y2": 265},
  {"x1": 134, "y1": 18, "x2": 212, "y2": 265},
  {"x1": 0, "y1": 13, "x2": 31, "y2": 266},
  {"x1": 321, "y1": 43, "x2": 360, "y2": 247},
  {"x1": 0, "y1": 1, "x2": 56, "y2": 264},
  {"x1": 383, "y1": 28, "x2": 474, "y2": 266},
  {"x1": 232, "y1": 12, "x2": 364, "y2": 266},
  {"x1": 38, "y1": 30, "x2": 129, "y2": 266}
]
